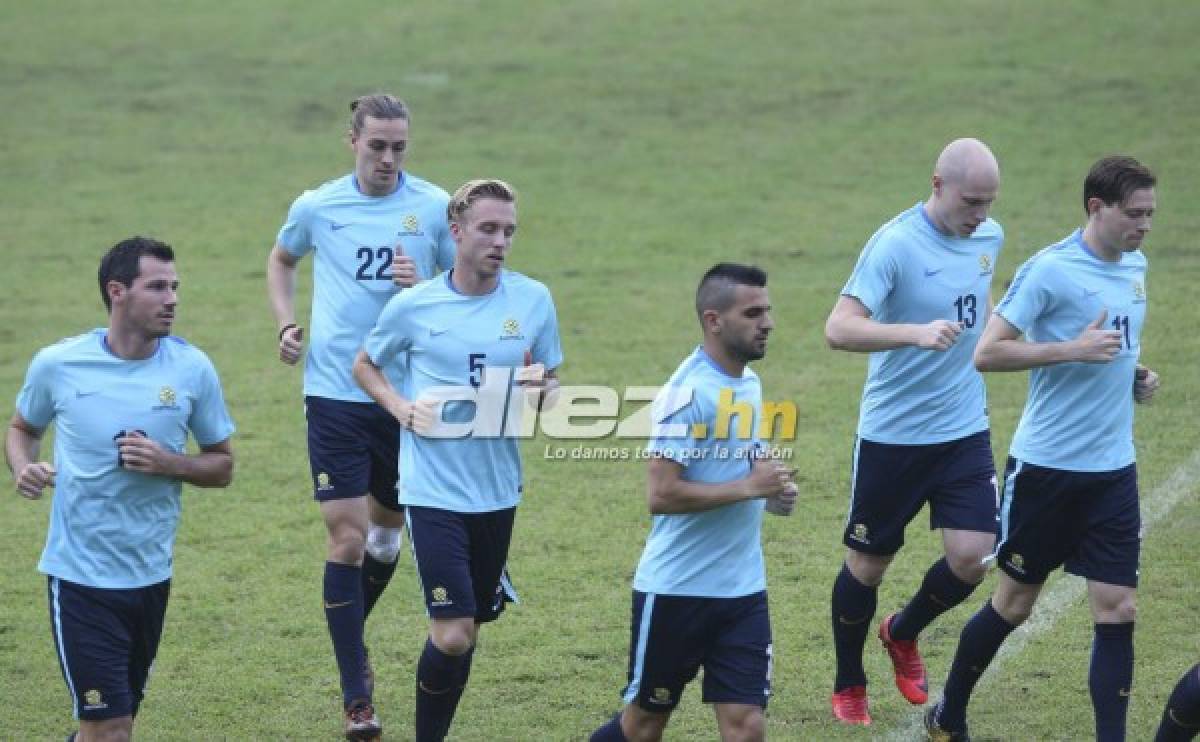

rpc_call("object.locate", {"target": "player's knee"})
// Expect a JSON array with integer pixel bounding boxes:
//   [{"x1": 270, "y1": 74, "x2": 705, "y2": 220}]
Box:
[
  {"x1": 364, "y1": 524, "x2": 402, "y2": 564},
  {"x1": 81, "y1": 719, "x2": 133, "y2": 742},
  {"x1": 722, "y1": 709, "x2": 765, "y2": 742},
  {"x1": 845, "y1": 550, "x2": 890, "y2": 586},
  {"x1": 430, "y1": 622, "x2": 475, "y2": 656},
  {"x1": 622, "y1": 706, "x2": 669, "y2": 742},
  {"x1": 946, "y1": 552, "x2": 989, "y2": 584},
  {"x1": 1102, "y1": 596, "x2": 1137, "y2": 624},
  {"x1": 327, "y1": 531, "x2": 366, "y2": 563}
]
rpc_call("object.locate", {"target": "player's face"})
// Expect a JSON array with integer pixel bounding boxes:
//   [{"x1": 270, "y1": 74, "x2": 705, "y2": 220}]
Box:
[
  {"x1": 350, "y1": 116, "x2": 409, "y2": 196},
  {"x1": 934, "y1": 172, "x2": 998, "y2": 237},
  {"x1": 719, "y1": 285, "x2": 774, "y2": 362},
  {"x1": 111, "y1": 256, "x2": 178, "y2": 338},
  {"x1": 1092, "y1": 187, "x2": 1155, "y2": 253},
  {"x1": 451, "y1": 198, "x2": 518, "y2": 280}
]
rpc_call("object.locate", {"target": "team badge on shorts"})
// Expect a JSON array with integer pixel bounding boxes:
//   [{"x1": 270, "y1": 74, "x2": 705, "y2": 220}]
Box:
[
  {"x1": 651, "y1": 688, "x2": 671, "y2": 705},
  {"x1": 431, "y1": 586, "x2": 452, "y2": 607},
  {"x1": 851, "y1": 523, "x2": 870, "y2": 545},
  {"x1": 1007, "y1": 553, "x2": 1026, "y2": 575},
  {"x1": 83, "y1": 689, "x2": 107, "y2": 710},
  {"x1": 316, "y1": 472, "x2": 333, "y2": 491}
]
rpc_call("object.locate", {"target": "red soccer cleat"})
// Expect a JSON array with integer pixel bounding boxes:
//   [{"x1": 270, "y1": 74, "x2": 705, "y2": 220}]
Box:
[
  {"x1": 831, "y1": 685, "x2": 872, "y2": 725},
  {"x1": 879, "y1": 612, "x2": 929, "y2": 704}
]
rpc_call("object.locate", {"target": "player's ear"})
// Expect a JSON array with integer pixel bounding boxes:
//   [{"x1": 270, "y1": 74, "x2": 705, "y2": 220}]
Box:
[
  {"x1": 106, "y1": 280, "x2": 126, "y2": 307},
  {"x1": 449, "y1": 221, "x2": 463, "y2": 241},
  {"x1": 702, "y1": 308, "x2": 722, "y2": 334},
  {"x1": 1085, "y1": 196, "x2": 1107, "y2": 218},
  {"x1": 931, "y1": 173, "x2": 944, "y2": 196}
]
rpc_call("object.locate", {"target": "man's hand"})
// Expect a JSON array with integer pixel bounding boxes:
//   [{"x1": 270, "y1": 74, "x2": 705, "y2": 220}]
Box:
[
  {"x1": 391, "y1": 245, "x2": 417, "y2": 288},
  {"x1": 913, "y1": 320, "x2": 963, "y2": 351},
  {"x1": 1134, "y1": 365, "x2": 1160, "y2": 403},
  {"x1": 117, "y1": 432, "x2": 175, "y2": 477},
  {"x1": 743, "y1": 458, "x2": 796, "y2": 499},
  {"x1": 279, "y1": 325, "x2": 305, "y2": 365},
  {"x1": 1072, "y1": 310, "x2": 1122, "y2": 363},
  {"x1": 516, "y1": 349, "x2": 558, "y2": 411},
  {"x1": 765, "y1": 481, "x2": 798, "y2": 516},
  {"x1": 400, "y1": 398, "x2": 439, "y2": 436},
  {"x1": 16, "y1": 461, "x2": 55, "y2": 499}
]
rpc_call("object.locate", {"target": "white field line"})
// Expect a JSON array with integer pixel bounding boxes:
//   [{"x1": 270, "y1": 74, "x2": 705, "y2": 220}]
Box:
[{"x1": 885, "y1": 448, "x2": 1200, "y2": 741}]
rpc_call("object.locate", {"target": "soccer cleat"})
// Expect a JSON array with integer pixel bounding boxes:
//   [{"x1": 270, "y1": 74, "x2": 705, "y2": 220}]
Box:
[
  {"x1": 879, "y1": 612, "x2": 929, "y2": 704},
  {"x1": 344, "y1": 699, "x2": 382, "y2": 740},
  {"x1": 831, "y1": 685, "x2": 872, "y2": 725},
  {"x1": 924, "y1": 702, "x2": 970, "y2": 741}
]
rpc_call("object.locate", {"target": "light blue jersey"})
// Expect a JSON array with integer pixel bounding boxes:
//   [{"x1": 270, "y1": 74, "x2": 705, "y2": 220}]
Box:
[
  {"x1": 364, "y1": 270, "x2": 563, "y2": 513},
  {"x1": 842, "y1": 203, "x2": 1004, "y2": 444},
  {"x1": 997, "y1": 230, "x2": 1147, "y2": 471},
  {"x1": 16, "y1": 330, "x2": 235, "y2": 589},
  {"x1": 632, "y1": 347, "x2": 766, "y2": 598},
  {"x1": 277, "y1": 172, "x2": 456, "y2": 402}
]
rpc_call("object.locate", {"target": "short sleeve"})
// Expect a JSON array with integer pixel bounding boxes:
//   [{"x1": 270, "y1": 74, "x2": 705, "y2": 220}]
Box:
[
  {"x1": 995, "y1": 255, "x2": 1052, "y2": 334},
  {"x1": 841, "y1": 233, "x2": 900, "y2": 316},
  {"x1": 187, "y1": 353, "x2": 236, "y2": 446},
  {"x1": 276, "y1": 191, "x2": 315, "y2": 258},
  {"x1": 532, "y1": 292, "x2": 564, "y2": 372},
  {"x1": 15, "y1": 349, "x2": 57, "y2": 429},
  {"x1": 364, "y1": 294, "x2": 415, "y2": 367},
  {"x1": 647, "y1": 384, "x2": 703, "y2": 466}
]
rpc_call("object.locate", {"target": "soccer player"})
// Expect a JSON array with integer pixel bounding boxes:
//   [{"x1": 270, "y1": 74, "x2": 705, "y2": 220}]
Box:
[
  {"x1": 823, "y1": 138, "x2": 1004, "y2": 724},
  {"x1": 924, "y1": 155, "x2": 1160, "y2": 742},
  {"x1": 6, "y1": 237, "x2": 235, "y2": 742},
  {"x1": 1156, "y1": 664, "x2": 1200, "y2": 741},
  {"x1": 266, "y1": 93, "x2": 455, "y2": 738},
  {"x1": 589, "y1": 263, "x2": 798, "y2": 742},
  {"x1": 352, "y1": 178, "x2": 563, "y2": 741}
]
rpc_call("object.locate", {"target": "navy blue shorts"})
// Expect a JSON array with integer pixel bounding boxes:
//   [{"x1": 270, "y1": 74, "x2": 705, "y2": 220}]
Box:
[
  {"x1": 621, "y1": 590, "x2": 772, "y2": 711},
  {"x1": 305, "y1": 395, "x2": 401, "y2": 510},
  {"x1": 406, "y1": 506, "x2": 518, "y2": 623},
  {"x1": 843, "y1": 430, "x2": 998, "y2": 556},
  {"x1": 47, "y1": 577, "x2": 170, "y2": 721},
  {"x1": 995, "y1": 458, "x2": 1140, "y2": 587}
]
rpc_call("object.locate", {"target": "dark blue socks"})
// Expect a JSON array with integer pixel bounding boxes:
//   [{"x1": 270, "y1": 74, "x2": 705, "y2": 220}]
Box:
[
  {"x1": 890, "y1": 557, "x2": 978, "y2": 641},
  {"x1": 416, "y1": 637, "x2": 470, "y2": 742},
  {"x1": 832, "y1": 563, "x2": 878, "y2": 691},
  {"x1": 1156, "y1": 664, "x2": 1200, "y2": 741},
  {"x1": 324, "y1": 562, "x2": 368, "y2": 707},
  {"x1": 590, "y1": 712, "x2": 629, "y2": 741},
  {"x1": 939, "y1": 600, "x2": 1016, "y2": 732},
  {"x1": 1091, "y1": 621, "x2": 1134, "y2": 742},
  {"x1": 361, "y1": 552, "x2": 398, "y2": 620}
]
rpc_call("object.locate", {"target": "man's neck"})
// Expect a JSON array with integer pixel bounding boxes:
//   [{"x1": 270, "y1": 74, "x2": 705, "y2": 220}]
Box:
[
  {"x1": 451, "y1": 269, "x2": 499, "y2": 297},
  {"x1": 105, "y1": 325, "x2": 159, "y2": 360},
  {"x1": 701, "y1": 340, "x2": 745, "y2": 378}
]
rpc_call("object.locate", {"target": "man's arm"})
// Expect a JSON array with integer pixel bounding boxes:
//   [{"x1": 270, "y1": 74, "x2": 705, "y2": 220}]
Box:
[
  {"x1": 6, "y1": 412, "x2": 55, "y2": 499},
  {"x1": 352, "y1": 351, "x2": 437, "y2": 432},
  {"x1": 646, "y1": 455, "x2": 793, "y2": 515},
  {"x1": 824, "y1": 295, "x2": 962, "y2": 353},
  {"x1": 266, "y1": 244, "x2": 305, "y2": 365},
  {"x1": 116, "y1": 434, "x2": 234, "y2": 487},
  {"x1": 973, "y1": 310, "x2": 1121, "y2": 372}
]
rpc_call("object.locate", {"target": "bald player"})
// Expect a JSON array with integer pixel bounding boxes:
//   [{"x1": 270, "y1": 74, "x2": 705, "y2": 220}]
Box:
[{"x1": 824, "y1": 139, "x2": 1004, "y2": 725}]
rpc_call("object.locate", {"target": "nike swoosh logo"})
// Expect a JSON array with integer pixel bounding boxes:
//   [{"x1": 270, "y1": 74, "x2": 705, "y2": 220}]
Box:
[
  {"x1": 924, "y1": 268, "x2": 944, "y2": 277},
  {"x1": 324, "y1": 600, "x2": 353, "y2": 609},
  {"x1": 76, "y1": 390, "x2": 99, "y2": 398},
  {"x1": 430, "y1": 328, "x2": 449, "y2": 336},
  {"x1": 837, "y1": 615, "x2": 868, "y2": 625},
  {"x1": 331, "y1": 222, "x2": 352, "y2": 231}
]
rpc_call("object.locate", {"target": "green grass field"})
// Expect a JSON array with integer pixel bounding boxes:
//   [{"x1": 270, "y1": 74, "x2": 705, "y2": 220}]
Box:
[{"x1": 2, "y1": 1, "x2": 1198, "y2": 739}]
